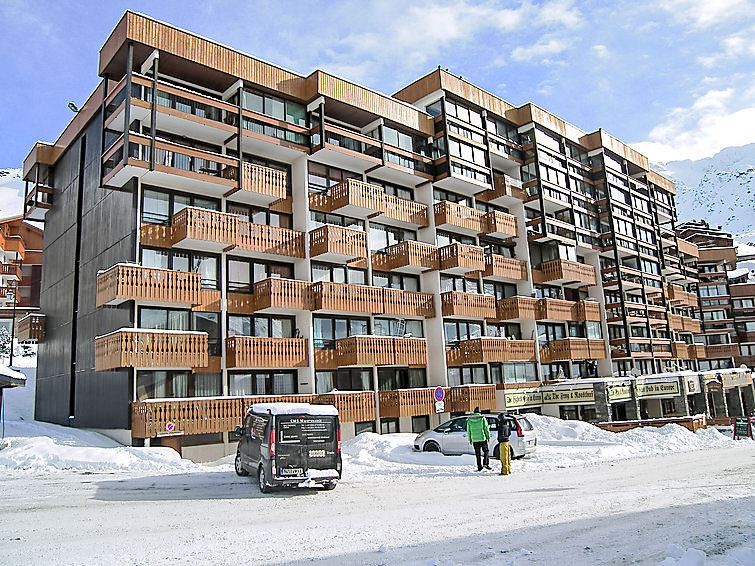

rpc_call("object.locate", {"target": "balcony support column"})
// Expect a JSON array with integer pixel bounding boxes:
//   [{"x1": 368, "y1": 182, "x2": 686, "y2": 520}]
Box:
[
  {"x1": 98, "y1": 74, "x2": 109, "y2": 186},
  {"x1": 149, "y1": 52, "x2": 159, "y2": 171},
  {"x1": 373, "y1": 366, "x2": 381, "y2": 433},
  {"x1": 625, "y1": 381, "x2": 641, "y2": 420},
  {"x1": 592, "y1": 381, "x2": 611, "y2": 422},
  {"x1": 123, "y1": 42, "x2": 133, "y2": 168}
]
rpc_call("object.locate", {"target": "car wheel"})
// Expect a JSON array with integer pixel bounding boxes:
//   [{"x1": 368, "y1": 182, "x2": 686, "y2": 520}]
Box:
[
  {"x1": 322, "y1": 481, "x2": 337, "y2": 491},
  {"x1": 258, "y1": 466, "x2": 272, "y2": 493},
  {"x1": 511, "y1": 447, "x2": 517, "y2": 460},
  {"x1": 422, "y1": 441, "x2": 440, "y2": 452},
  {"x1": 492, "y1": 444, "x2": 500, "y2": 458},
  {"x1": 234, "y1": 452, "x2": 248, "y2": 477}
]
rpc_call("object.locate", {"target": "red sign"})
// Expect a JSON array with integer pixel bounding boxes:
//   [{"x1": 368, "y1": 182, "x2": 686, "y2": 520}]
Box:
[
  {"x1": 166, "y1": 421, "x2": 175, "y2": 432},
  {"x1": 434, "y1": 387, "x2": 445, "y2": 402}
]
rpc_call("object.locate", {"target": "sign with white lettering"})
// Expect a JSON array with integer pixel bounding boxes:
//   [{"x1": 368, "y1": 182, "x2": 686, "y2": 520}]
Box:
[
  {"x1": 541, "y1": 388, "x2": 595, "y2": 405},
  {"x1": 607, "y1": 384, "x2": 632, "y2": 403},
  {"x1": 504, "y1": 389, "x2": 543, "y2": 409},
  {"x1": 636, "y1": 380, "x2": 680, "y2": 398}
]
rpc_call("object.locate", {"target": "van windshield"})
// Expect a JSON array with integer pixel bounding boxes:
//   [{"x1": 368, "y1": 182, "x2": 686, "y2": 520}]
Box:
[{"x1": 277, "y1": 415, "x2": 336, "y2": 445}]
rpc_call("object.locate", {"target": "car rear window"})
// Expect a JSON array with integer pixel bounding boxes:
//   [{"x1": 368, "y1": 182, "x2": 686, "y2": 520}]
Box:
[
  {"x1": 518, "y1": 417, "x2": 533, "y2": 431},
  {"x1": 277, "y1": 415, "x2": 336, "y2": 444}
]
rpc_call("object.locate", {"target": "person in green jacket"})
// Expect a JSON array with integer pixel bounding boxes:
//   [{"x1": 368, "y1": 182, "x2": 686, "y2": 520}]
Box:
[{"x1": 466, "y1": 407, "x2": 491, "y2": 471}]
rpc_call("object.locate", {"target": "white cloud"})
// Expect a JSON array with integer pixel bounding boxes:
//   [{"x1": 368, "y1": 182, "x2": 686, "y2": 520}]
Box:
[
  {"x1": 0, "y1": 174, "x2": 25, "y2": 219},
  {"x1": 592, "y1": 44, "x2": 610, "y2": 59},
  {"x1": 511, "y1": 37, "x2": 570, "y2": 62},
  {"x1": 632, "y1": 87, "x2": 755, "y2": 162},
  {"x1": 698, "y1": 28, "x2": 755, "y2": 66},
  {"x1": 658, "y1": 0, "x2": 755, "y2": 28}
]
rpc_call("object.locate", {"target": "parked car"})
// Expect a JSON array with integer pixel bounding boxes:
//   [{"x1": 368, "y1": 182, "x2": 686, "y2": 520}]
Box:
[
  {"x1": 413, "y1": 413, "x2": 537, "y2": 459},
  {"x1": 234, "y1": 403, "x2": 342, "y2": 492}
]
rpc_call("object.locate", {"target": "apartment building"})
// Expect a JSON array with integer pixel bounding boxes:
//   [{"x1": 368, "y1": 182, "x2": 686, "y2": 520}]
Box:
[{"x1": 24, "y1": 12, "x2": 753, "y2": 459}]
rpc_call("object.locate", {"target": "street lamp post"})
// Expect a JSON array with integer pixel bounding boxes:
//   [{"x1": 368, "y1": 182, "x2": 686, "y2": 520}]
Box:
[{"x1": 5, "y1": 289, "x2": 16, "y2": 366}]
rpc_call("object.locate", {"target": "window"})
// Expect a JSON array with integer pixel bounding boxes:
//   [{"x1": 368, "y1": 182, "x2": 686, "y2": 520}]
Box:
[
  {"x1": 355, "y1": 421, "x2": 376, "y2": 435},
  {"x1": 139, "y1": 307, "x2": 220, "y2": 355},
  {"x1": 378, "y1": 368, "x2": 427, "y2": 390},
  {"x1": 537, "y1": 323, "x2": 566, "y2": 343},
  {"x1": 412, "y1": 416, "x2": 430, "y2": 433},
  {"x1": 699, "y1": 284, "x2": 728, "y2": 297},
  {"x1": 433, "y1": 188, "x2": 472, "y2": 207},
  {"x1": 242, "y1": 89, "x2": 306, "y2": 127},
  {"x1": 486, "y1": 322, "x2": 521, "y2": 339},
  {"x1": 380, "y1": 418, "x2": 399, "y2": 434},
  {"x1": 445, "y1": 99, "x2": 483, "y2": 128},
  {"x1": 141, "y1": 187, "x2": 219, "y2": 225},
  {"x1": 441, "y1": 275, "x2": 480, "y2": 294},
  {"x1": 307, "y1": 162, "x2": 360, "y2": 193},
  {"x1": 374, "y1": 318, "x2": 424, "y2": 338},
  {"x1": 436, "y1": 230, "x2": 476, "y2": 247},
  {"x1": 372, "y1": 271, "x2": 419, "y2": 292},
  {"x1": 368, "y1": 179, "x2": 413, "y2": 200},
  {"x1": 500, "y1": 362, "x2": 537, "y2": 384},
  {"x1": 426, "y1": 100, "x2": 442, "y2": 117},
  {"x1": 444, "y1": 320, "x2": 483, "y2": 345},
  {"x1": 309, "y1": 210, "x2": 364, "y2": 231},
  {"x1": 316, "y1": 368, "x2": 372, "y2": 394},
  {"x1": 312, "y1": 262, "x2": 366, "y2": 286},
  {"x1": 227, "y1": 314, "x2": 294, "y2": 338},
  {"x1": 227, "y1": 202, "x2": 292, "y2": 228},
  {"x1": 136, "y1": 371, "x2": 221, "y2": 400},
  {"x1": 369, "y1": 223, "x2": 416, "y2": 252},
  {"x1": 313, "y1": 316, "x2": 369, "y2": 349},
  {"x1": 229, "y1": 371, "x2": 298, "y2": 395},
  {"x1": 448, "y1": 137, "x2": 487, "y2": 167},
  {"x1": 447, "y1": 366, "x2": 487, "y2": 386},
  {"x1": 482, "y1": 281, "x2": 517, "y2": 301}
]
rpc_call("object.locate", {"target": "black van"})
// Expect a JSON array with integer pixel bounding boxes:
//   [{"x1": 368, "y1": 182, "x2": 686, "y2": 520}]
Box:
[{"x1": 234, "y1": 403, "x2": 342, "y2": 492}]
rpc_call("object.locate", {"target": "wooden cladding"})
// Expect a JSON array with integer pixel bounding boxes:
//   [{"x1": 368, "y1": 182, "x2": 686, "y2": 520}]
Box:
[
  {"x1": 317, "y1": 392, "x2": 376, "y2": 422},
  {"x1": 447, "y1": 385, "x2": 497, "y2": 414},
  {"x1": 225, "y1": 336, "x2": 308, "y2": 368},
  {"x1": 382, "y1": 195, "x2": 429, "y2": 227},
  {"x1": 688, "y1": 344, "x2": 707, "y2": 359},
  {"x1": 438, "y1": 243, "x2": 485, "y2": 273},
  {"x1": 96, "y1": 264, "x2": 201, "y2": 307},
  {"x1": 434, "y1": 201, "x2": 484, "y2": 233},
  {"x1": 331, "y1": 179, "x2": 385, "y2": 214},
  {"x1": 705, "y1": 344, "x2": 739, "y2": 359},
  {"x1": 309, "y1": 224, "x2": 367, "y2": 260},
  {"x1": 0, "y1": 263, "x2": 22, "y2": 280},
  {"x1": 535, "y1": 259, "x2": 597, "y2": 286},
  {"x1": 440, "y1": 291, "x2": 497, "y2": 319},
  {"x1": 94, "y1": 330, "x2": 208, "y2": 371},
  {"x1": 496, "y1": 296, "x2": 538, "y2": 320},
  {"x1": 379, "y1": 385, "x2": 497, "y2": 418},
  {"x1": 481, "y1": 254, "x2": 528, "y2": 281},
  {"x1": 249, "y1": 278, "x2": 314, "y2": 312},
  {"x1": 225, "y1": 161, "x2": 287, "y2": 201},
  {"x1": 534, "y1": 299, "x2": 602, "y2": 322},
  {"x1": 480, "y1": 211, "x2": 518, "y2": 237},
  {"x1": 169, "y1": 207, "x2": 305, "y2": 258},
  {"x1": 670, "y1": 314, "x2": 702, "y2": 333},
  {"x1": 447, "y1": 339, "x2": 537, "y2": 366},
  {"x1": 313, "y1": 281, "x2": 384, "y2": 314},
  {"x1": 382, "y1": 288, "x2": 435, "y2": 318},
  {"x1": 666, "y1": 284, "x2": 698, "y2": 308},
  {"x1": 372, "y1": 240, "x2": 439, "y2": 272},
  {"x1": 16, "y1": 314, "x2": 45, "y2": 342},
  {"x1": 539, "y1": 338, "x2": 607, "y2": 363},
  {"x1": 315, "y1": 337, "x2": 428, "y2": 369}
]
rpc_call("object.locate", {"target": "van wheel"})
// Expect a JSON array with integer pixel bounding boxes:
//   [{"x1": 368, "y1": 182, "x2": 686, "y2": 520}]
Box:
[
  {"x1": 422, "y1": 441, "x2": 440, "y2": 452},
  {"x1": 234, "y1": 453, "x2": 248, "y2": 477},
  {"x1": 492, "y1": 444, "x2": 500, "y2": 458},
  {"x1": 258, "y1": 466, "x2": 272, "y2": 493},
  {"x1": 323, "y1": 481, "x2": 337, "y2": 491},
  {"x1": 511, "y1": 447, "x2": 518, "y2": 460}
]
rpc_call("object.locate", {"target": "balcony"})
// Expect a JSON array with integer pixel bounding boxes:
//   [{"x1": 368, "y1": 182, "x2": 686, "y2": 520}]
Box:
[
  {"x1": 236, "y1": 220, "x2": 305, "y2": 259},
  {"x1": 495, "y1": 296, "x2": 538, "y2": 321},
  {"x1": 481, "y1": 254, "x2": 528, "y2": 281},
  {"x1": 479, "y1": 211, "x2": 518, "y2": 238},
  {"x1": 94, "y1": 329, "x2": 208, "y2": 371},
  {"x1": 672, "y1": 342, "x2": 691, "y2": 359},
  {"x1": 245, "y1": 278, "x2": 314, "y2": 313},
  {"x1": 378, "y1": 194, "x2": 430, "y2": 228},
  {"x1": 309, "y1": 225, "x2": 367, "y2": 262},
  {"x1": 379, "y1": 388, "x2": 440, "y2": 418},
  {"x1": 317, "y1": 391, "x2": 377, "y2": 422},
  {"x1": 1, "y1": 238, "x2": 25, "y2": 261},
  {"x1": 434, "y1": 201, "x2": 483, "y2": 235},
  {"x1": 533, "y1": 259, "x2": 597, "y2": 287},
  {"x1": 316, "y1": 336, "x2": 428, "y2": 369},
  {"x1": 676, "y1": 238, "x2": 699, "y2": 259},
  {"x1": 312, "y1": 123, "x2": 383, "y2": 172},
  {"x1": 327, "y1": 178, "x2": 386, "y2": 218},
  {"x1": 688, "y1": 344, "x2": 707, "y2": 359},
  {"x1": 96, "y1": 264, "x2": 201, "y2": 307},
  {"x1": 382, "y1": 288, "x2": 435, "y2": 318},
  {"x1": 573, "y1": 301, "x2": 602, "y2": 322},
  {"x1": 536, "y1": 298, "x2": 577, "y2": 322},
  {"x1": 24, "y1": 183, "x2": 54, "y2": 222},
  {"x1": 372, "y1": 241, "x2": 439, "y2": 273},
  {"x1": 0, "y1": 263, "x2": 22, "y2": 281},
  {"x1": 438, "y1": 243, "x2": 485, "y2": 274},
  {"x1": 313, "y1": 282, "x2": 384, "y2": 314},
  {"x1": 682, "y1": 316, "x2": 702, "y2": 334},
  {"x1": 705, "y1": 344, "x2": 739, "y2": 359},
  {"x1": 475, "y1": 175, "x2": 527, "y2": 206},
  {"x1": 447, "y1": 338, "x2": 537, "y2": 366},
  {"x1": 223, "y1": 161, "x2": 287, "y2": 206},
  {"x1": 666, "y1": 285, "x2": 698, "y2": 308},
  {"x1": 16, "y1": 314, "x2": 45, "y2": 342},
  {"x1": 225, "y1": 336, "x2": 308, "y2": 368},
  {"x1": 440, "y1": 291, "x2": 497, "y2": 319},
  {"x1": 171, "y1": 207, "x2": 237, "y2": 252},
  {"x1": 540, "y1": 338, "x2": 607, "y2": 363},
  {"x1": 446, "y1": 384, "x2": 498, "y2": 413}
]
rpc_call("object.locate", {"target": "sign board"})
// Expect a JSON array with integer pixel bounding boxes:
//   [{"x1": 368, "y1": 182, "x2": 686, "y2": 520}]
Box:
[
  {"x1": 504, "y1": 389, "x2": 543, "y2": 409},
  {"x1": 685, "y1": 376, "x2": 700, "y2": 395},
  {"x1": 542, "y1": 388, "x2": 594, "y2": 405},
  {"x1": 607, "y1": 384, "x2": 632, "y2": 403},
  {"x1": 734, "y1": 417, "x2": 751, "y2": 439},
  {"x1": 166, "y1": 421, "x2": 175, "y2": 432},
  {"x1": 434, "y1": 387, "x2": 445, "y2": 402},
  {"x1": 435, "y1": 401, "x2": 445, "y2": 414},
  {"x1": 722, "y1": 373, "x2": 751, "y2": 389},
  {"x1": 636, "y1": 380, "x2": 679, "y2": 399}
]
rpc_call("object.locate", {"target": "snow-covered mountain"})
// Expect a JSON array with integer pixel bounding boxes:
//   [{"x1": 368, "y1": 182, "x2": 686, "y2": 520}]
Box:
[
  {"x1": 0, "y1": 168, "x2": 25, "y2": 219},
  {"x1": 656, "y1": 144, "x2": 755, "y2": 238}
]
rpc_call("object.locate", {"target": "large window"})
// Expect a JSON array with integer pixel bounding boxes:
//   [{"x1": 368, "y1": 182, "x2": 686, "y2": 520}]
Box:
[
  {"x1": 436, "y1": 230, "x2": 476, "y2": 247},
  {"x1": 141, "y1": 187, "x2": 219, "y2": 225},
  {"x1": 312, "y1": 262, "x2": 366, "y2": 286},
  {"x1": 226, "y1": 257, "x2": 293, "y2": 293},
  {"x1": 309, "y1": 210, "x2": 364, "y2": 231},
  {"x1": 490, "y1": 362, "x2": 537, "y2": 384},
  {"x1": 372, "y1": 271, "x2": 419, "y2": 292},
  {"x1": 482, "y1": 281, "x2": 517, "y2": 300},
  {"x1": 445, "y1": 99, "x2": 483, "y2": 128},
  {"x1": 136, "y1": 371, "x2": 221, "y2": 400},
  {"x1": 241, "y1": 89, "x2": 306, "y2": 127},
  {"x1": 226, "y1": 202, "x2": 292, "y2": 229},
  {"x1": 444, "y1": 320, "x2": 482, "y2": 345},
  {"x1": 433, "y1": 187, "x2": 472, "y2": 207},
  {"x1": 139, "y1": 307, "x2": 220, "y2": 356},
  {"x1": 229, "y1": 371, "x2": 297, "y2": 395},
  {"x1": 227, "y1": 314, "x2": 294, "y2": 338},
  {"x1": 142, "y1": 248, "x2": 219, "y2": 289},
  {"x1": 374, "y1": 318, "x2": 424, "y2": 338},
  {"x1": 369, "y1": 223, "x2": 416, "y2": 252},
  {"x1": 378, "y1": 368, "x2": 427, "y2": 390},
  {"x1": 537, "y1": 323, "x2": 567, "y2": 343},
  {"x1": 315, "y1": 368, "x2": 372, "y2": 394},
  {"x1": 307, "y1": 162, "x2": 360, "y2": 193},
  {"x1": 447, "y1": 365, "x2": 487, "y2": 386},
  {"x1": 441, "y1": 274, "x2": 480, "y2": 294},
  {"x1": 368, "y1": 179, "x2": 413, "y2": 201},
  {"x1": 313, "y1": 316, "x2": 369, "y2": 349}
]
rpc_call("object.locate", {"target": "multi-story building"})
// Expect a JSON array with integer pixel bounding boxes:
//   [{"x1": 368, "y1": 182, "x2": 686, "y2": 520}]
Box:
[
  {"x1": 24, "y1": 12, "x2": 753, "y2": 459},
  {"x1": 0, "y1": 216, "x2": 44, "y2": 343}
]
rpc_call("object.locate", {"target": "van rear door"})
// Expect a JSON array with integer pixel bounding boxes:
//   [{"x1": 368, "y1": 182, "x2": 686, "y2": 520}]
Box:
[{"x1": 275, "y1": 414, "x2": 338, "y2": 478}]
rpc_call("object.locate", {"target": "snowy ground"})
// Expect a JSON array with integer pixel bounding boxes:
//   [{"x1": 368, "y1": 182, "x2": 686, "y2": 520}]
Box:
[{"x1": 1, "y1": 360, "x2": 754, "y2": 565}]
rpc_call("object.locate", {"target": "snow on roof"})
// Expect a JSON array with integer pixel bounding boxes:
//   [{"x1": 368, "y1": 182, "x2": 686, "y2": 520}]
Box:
[
  {"x1": 727, "y1": 267, "x2": 750, "y2": 279},
  {"x1": 0, "y1": 365, "x2": 27, "y2": 388},
  {"x1": 249, "y1": 403, "x2": 338, "y2": 416}
]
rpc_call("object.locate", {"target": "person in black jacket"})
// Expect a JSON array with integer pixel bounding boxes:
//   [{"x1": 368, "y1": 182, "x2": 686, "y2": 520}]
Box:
[{"x1": 497, "y1": 412, "x2": 512, "y2": 475}]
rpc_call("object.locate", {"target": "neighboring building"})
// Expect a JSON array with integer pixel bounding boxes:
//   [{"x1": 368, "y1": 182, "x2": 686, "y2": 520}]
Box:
[
  {"x1": 24, "y1": 12, "x2": 753, "y2": 459},
  {"x1": 0, "y1": 216, "x2": 44, "y2": 342}
]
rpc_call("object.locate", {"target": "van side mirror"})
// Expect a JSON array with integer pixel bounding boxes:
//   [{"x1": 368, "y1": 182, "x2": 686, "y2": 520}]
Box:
[{"x1": 234, "y1": 425, "x2": 245, "y2": 439}]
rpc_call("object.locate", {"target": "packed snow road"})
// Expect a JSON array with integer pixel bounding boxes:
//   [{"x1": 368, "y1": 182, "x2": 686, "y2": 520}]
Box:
[{"x1": 1, "y1": 446, "x2": 753, "y2": 566}]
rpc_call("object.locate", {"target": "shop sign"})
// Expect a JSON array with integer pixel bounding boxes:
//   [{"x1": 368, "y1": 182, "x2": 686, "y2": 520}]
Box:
[
  {"x1": 685, "y1": 376, "x2": 700, "y2": 395},
  {"x1": 505, "y1": 389, "x2": 543, "y2": 408},
  {"x1": 722, "y1": 373, "x2": 751, "y2": 389},
  {"x1": 542, "y1": 388, "x2": 594, "y2": 405},
  {"x1": 607, "y1": 384, "x2": 632, "y2": 403},
  {"x1": 636, "y1": 380, "x2": 679, "y2": 398}
]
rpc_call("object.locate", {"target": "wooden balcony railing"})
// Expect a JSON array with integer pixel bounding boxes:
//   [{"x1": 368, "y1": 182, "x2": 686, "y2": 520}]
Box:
[
  {"x1": 705, "y1": 344, "x2": 739, "y2": 358},
  {"x1": 330, "y1": 178, "x2": 386, "y2": 215},
  {"x1": 535, "y1": 259, "x2": 597, "y2": 286},
  {"x1": 372, "y1": 240, "x2": 439, "y2": 272},
  {"x1": 434, "y1": 201, "x2": 483, "y2": 232},
  {"x1": 96, "y1": 264, "x2": 201, "y2": 307},
  {"x1": 0, "y1": 263, "x2": 22, "y2": 280},
  {"x1": 381, "y1": 194, "x2": 430, "y2": 227},
  {"x1": 16, "y1": 313, "x2": 45, "y2": 342},
  {"x1": 95, "y1": 329, "x2": 208, "y2": 371},
  {"x1": 676, "y1": 238, "x2": 699, "y2": 258},
  {"x1": 382, "y1": 288, "x2": 435, "y2": 318},
  {"x1": 476, "y1": 174, "x2": 527, "y2": 203},
  {"x1": 447, "y1": 384, "x2": 497, "y2": 413},
  {"x1": 536, "y1": 298, "x2": 576, "y2": 321},
  {"x1": 495, "y1": 296, "x2": 538, "y2": 320},
  {"x1": 440, "y1": 291, "x2": 497, "y2": 319},
  {"x1": 322, "y1": 336, "x2": 428, "y2": 368},
  {"x1": 380, "y1": 388, "x2": 439, "y2": 418},
  {"x1": 225, "y1": 336, "x2": 308, "y2": 368},
  {"x1": 480, "y1": 211, "x2": 518, "y2": 237},
  {"x1": 236, "y1": 161, "x2": 287, "y2": 201},
  {"x1": 447, "y1": 338, "x2": 537, "y2": 365},
  {"x1": 682, "y1": 316, "x2": 702, "y2": 333},
  {"x1": 171, "y1": 207, "x2": 237, "y2": 247},
  {"x1": 481, "y1": 254, "x2": 528, "y2": 281},
  {"x1": 438, "y1": 243, "x2": 485, "y2": 272},
  {"x1": 309, "y1": 224, "x2": 368, "y2": 260},
  {"x1": 540, "y1": 338, "x2": 607, "y2": 363},
  {"x1": 573, "y1": 300, "x2": 602, "y2": 322},
  {"x1": 669, "y1": 313, "x2": 683, "y2": 331},
  {"x1": 688, "y1": 344, "x2": 707, "y2": 359},
  {"x1": 250, "y1": 278, "x2": 314, "y2": 312},
  {"x1": 672, "y1": 342, "x2": 691, "y2": 359},
  {"x1": 666, "y1": 285, "x2": 698, "y2": 307},
  {"x1": 236, "y1": 220, "x2": 305, "y2": 258},
  {"x1": 317, "y1": 392, "x2": 376, "y2": 422},
  {"x1": 313, "y1": 281, "x2": 384, "y2": 314},
  {"x1": 2, "y1": 238, "x2": 25, "y2": 261}
]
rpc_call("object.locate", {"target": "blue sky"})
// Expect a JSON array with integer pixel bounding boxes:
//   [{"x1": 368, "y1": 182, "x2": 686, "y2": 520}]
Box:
[{"x1": 1, "y1": 0, "x2": 754, "y2": 171}]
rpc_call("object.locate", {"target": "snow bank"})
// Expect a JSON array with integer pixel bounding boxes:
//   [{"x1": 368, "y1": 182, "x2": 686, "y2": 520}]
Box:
[{"x1": 660, "y1": 543, "x2": 755, "y2": 566}]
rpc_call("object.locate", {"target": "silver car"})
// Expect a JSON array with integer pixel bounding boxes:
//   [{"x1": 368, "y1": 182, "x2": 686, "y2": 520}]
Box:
[{"x1": 413, "y1": 413, "x2": 537, "y2": 459}]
